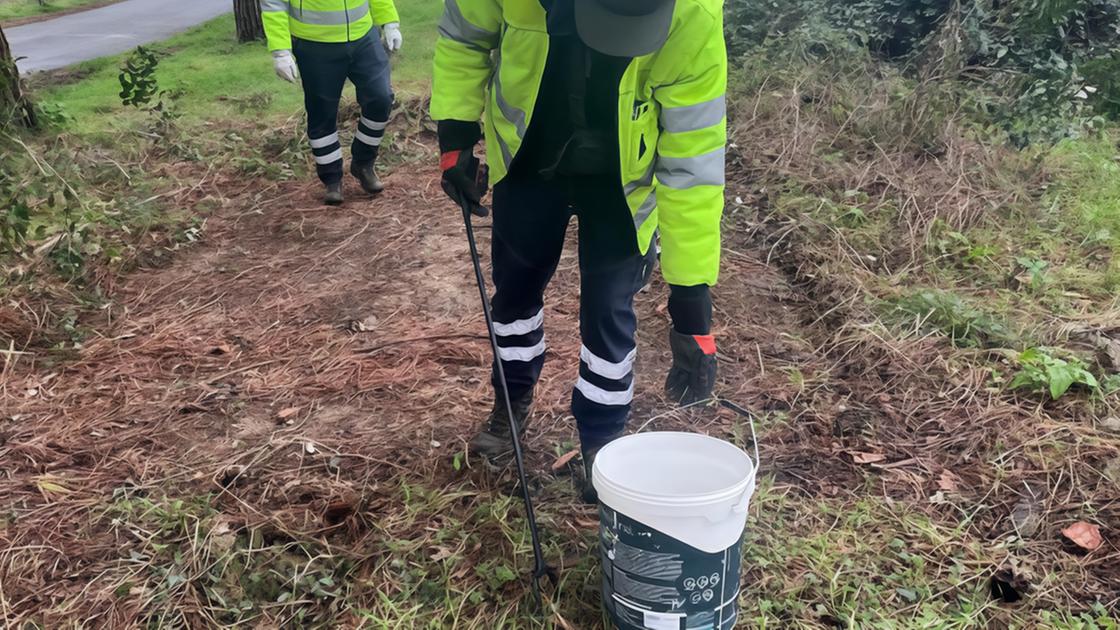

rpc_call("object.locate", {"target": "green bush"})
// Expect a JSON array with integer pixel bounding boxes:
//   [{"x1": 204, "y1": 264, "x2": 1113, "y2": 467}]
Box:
[{"x1": 725, "y1": 0, "x2": 1120, "y2": 143}]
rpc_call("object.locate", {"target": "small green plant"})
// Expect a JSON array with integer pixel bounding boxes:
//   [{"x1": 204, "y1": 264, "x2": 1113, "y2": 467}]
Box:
[
  {"x1": 119, "y1": 46, "x2": 160, "y2": 108},
  {"x1": 33, "y1": 101, "x2": 74, "y2": 128},
  {"x1": 1010, "y1": 347, "x2": 1100, "y2": 400},
  {"x1": 116, "y1": 46, "x2": 190, "y2": 155},
  {"x1": 1016, "y1": 256, "x2": 1050, "y2": 292},
  {"x1": 474, "y1": 560, "x2": 518, "y2": 592}
]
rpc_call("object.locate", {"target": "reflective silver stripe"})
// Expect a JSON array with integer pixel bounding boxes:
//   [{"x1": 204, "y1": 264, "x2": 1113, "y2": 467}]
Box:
[
  {"x1": 313, "y1": 148, "x2": 343, "y2": 164},
  {"x1": 497, "y1": 339, "x2": 546, "y2": 362},
  {"x1": 438, "y1": 0, "x2": 499, "y2": 52},
  {"x1": 575, "y1": 377, "x2": 634, "y2": 406},
  {"x1": 633, "y1": 190, "x2": 656, "y2": 232},
  {"x1": 488, "y1": 52, "x2": 522, "y2": 171},
  {"x1": 360, "y1": 116, "x2": 387, "y2": 131},
  {"x1": 659, "y1": 95, "x2": 726, "y2": 134},
  {"x1": 493, "y1": 309, "x2": 543, "y2": 337},
  {"x1": 580, "y1": 346, "x2": 636, "y2": 381},
  {"x1": 354, "y1": 130, "x2": 382, "y2": 146},
  {"x1": 308, "y1": 132, "x2": 339, "y2": 149},
  {"x1": 494, "y1": 127, "x2": 514, "y2": 171},
  {"x1": 261, "y1": 0, "x2": 287, "y2": 12},
  {"x1": 624, "y1": 162, "x2": 655, "y2": 197},
  {"x1": 493, "y1": 74, "x2": 527, "y2": 138},
  {"x1": 656, "y1": 148, "x2": 725, "y2": 189},
  {"x1": 289, "y1": 2, "x2": 368, "y2": 25}
]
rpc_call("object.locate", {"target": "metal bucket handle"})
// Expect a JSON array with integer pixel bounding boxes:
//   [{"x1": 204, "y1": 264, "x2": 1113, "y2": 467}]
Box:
[{"x1": 718, "y1": 399, "x2": 759, "y2": 515}]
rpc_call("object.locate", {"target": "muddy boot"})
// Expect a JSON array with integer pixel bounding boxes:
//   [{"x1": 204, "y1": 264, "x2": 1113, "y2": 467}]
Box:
[
  {"x1": 323, "y1": 181, "x2": 343, "y2": 206},
  {"x1": 350, "y1": 161, "x2": 384, "y2": 195},
  {"x1": 469, "y1": 392, "x2": 533, "y2": 462}
]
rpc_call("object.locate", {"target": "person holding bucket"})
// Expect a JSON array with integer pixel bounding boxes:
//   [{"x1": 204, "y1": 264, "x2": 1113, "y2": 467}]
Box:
[{"x1": 431, "y1": 0, "x2": 727, "y2": 501}]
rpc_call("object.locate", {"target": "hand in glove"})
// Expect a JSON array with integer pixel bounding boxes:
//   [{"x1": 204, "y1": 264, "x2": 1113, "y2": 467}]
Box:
[
  {"x1": 665, "y1": 331, "x2": 717, "y2": 405},
  {"x1": 440, "y1": 148, "x2": 489, "y2": 217},
  {"x1": 272, "y1": 50, "x2": 299, "y2": 83},
  {"x1": 382, "y1": 22, "x2": 403, "y2": 52}
]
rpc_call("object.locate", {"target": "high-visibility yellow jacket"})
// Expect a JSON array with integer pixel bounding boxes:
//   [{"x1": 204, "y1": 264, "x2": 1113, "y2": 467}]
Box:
[
  {"x1": 431, "y1": 0, "x2": 727, "y2": 287},
  {"x1": 260, "y1": 0, "x2": 400, "y2": 51}
]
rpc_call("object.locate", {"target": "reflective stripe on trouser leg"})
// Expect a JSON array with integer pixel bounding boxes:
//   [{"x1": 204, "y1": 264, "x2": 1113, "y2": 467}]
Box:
[
  {"x1": 573, "y1": 344, "x2": 636, "y2": 450},
  {"x1": 309, "y1": 132, "x2": 343, "y2": 166},
  {"x1": 349, "y1": 32, "x2": 394, "y2": 166},
  {"x1": 575, "y1": 344, "x2": 636, "y2": 431},
  {"x1": 492, "y1": 309, "x2": 546, "y2": 400},
  {"x1": 308, "y1": 131, "x2": 343, "y2": 183}
]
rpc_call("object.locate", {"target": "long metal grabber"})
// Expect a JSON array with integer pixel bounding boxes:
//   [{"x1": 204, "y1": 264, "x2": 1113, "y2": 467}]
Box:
[{"x1": 456, "y1": 196, "x2": 557, "y2": 608}]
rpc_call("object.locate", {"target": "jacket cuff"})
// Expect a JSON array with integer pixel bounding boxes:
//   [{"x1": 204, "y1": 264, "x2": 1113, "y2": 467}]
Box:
[
  {"x1": 667, "y1": 284, "x2": 712, "y2": 335},
  {"x1": 437, "y1": 120, "x2": 482, "y2": 153}
]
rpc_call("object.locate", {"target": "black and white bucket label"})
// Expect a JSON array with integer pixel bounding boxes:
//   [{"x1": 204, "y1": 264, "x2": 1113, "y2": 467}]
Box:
[{"x1": 599, "y1": 503, "x2": 741, "y2": 630}]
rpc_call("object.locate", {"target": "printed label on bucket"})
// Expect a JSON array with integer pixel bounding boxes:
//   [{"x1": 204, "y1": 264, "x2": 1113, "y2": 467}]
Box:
[{"x1": 599, "y1": 504, "x2": 741, "y2": 630}]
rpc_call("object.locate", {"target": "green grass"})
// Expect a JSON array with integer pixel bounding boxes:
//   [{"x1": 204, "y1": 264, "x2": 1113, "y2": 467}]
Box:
[
  {"x1": 1044, "y1": 135, "x2": 1120, "y2": 252},
  {"x1": 0, "y1": 0, "x2": 107, "y2": 22},
  {"x1": 37, "y1": 4, "x2": 442, "y2": 136},
  {"x1": 73, "y1": 474, "x2": 1120, "y2": 628}
]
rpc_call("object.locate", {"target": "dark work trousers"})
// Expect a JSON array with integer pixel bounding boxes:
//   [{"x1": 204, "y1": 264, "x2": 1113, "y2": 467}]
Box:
[
  {"x1": 489, "y1": 173, "x2": 656, "y2": 451},
  {"x1": 292, "y1": 31, "x2": 393, "y2": 185}
]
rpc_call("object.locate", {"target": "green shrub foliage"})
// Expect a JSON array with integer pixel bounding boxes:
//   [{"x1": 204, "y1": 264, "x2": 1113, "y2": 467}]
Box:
[{"x1": 726, "y1": 0, "x2": 1120, "y2": 143}]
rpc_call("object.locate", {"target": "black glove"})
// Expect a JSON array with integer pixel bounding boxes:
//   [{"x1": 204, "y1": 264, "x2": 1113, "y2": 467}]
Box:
[
  {"x1": 440, "y1": 149, "x2": 489, "y2": 217},
  {"x1": 437, "y1": 120, "x2": 488, "y2": 217},
  {"x1": 665, "y1": 330, "x2": 717, "y2": 405}
]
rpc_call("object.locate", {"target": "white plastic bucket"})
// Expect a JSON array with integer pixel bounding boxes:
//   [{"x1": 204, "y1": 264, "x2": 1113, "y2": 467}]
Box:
[{"x1": 593, "y1": 431, "x2": 758, "y2": 630}]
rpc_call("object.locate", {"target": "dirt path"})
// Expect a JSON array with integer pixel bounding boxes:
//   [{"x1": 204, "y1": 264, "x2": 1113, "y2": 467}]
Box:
[{"x1": 3, "y1": 152, "x2": 1117, "y2": 625}]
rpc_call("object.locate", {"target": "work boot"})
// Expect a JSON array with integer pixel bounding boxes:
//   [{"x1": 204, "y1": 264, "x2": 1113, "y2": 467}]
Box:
[
  {"x1": 323, "y1": 182, "x2": 343, "y2": 206},
  {"x1": 579, "y1": 435, "x2": 622, "y2": 504},
  {"x1": 665, "y1": 330, "x2": 718, "y2": 405},
  {"x1": 469, "y1": 391, "x2": 533, "y2": 462},
  {"x1": 579, "y1": 446, "x2": 602, "y2": 504},
  {"x1": 350, "y1": 161, "x2": 384, "y2": 195}
]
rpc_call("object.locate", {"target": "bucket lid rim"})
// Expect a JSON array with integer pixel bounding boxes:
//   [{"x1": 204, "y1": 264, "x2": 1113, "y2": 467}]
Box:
[
  {"x1": 593, "y1": 472, "x2": 756, "y2": 507},
  {"x1": 593, "y1": 432, "x2": 757, "y2": 506}
]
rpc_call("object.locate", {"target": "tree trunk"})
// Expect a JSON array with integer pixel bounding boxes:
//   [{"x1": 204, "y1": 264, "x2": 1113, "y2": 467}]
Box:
[
  {"x1": 234, "y1": 0, "x2": 265, "y2": 43},
  {"x1": 0, "y1": 25, "x2": 35, "y2": 127}
]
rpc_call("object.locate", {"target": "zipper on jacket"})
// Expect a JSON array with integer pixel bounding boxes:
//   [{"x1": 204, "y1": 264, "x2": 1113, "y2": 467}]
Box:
[{"x1": 345, "y1": 0, "x2": 350, "y2": 41}]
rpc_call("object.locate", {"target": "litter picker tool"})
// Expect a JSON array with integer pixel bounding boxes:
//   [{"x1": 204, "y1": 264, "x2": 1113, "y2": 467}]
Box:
[{"x1": 456, "y1": 196, "x2": 557, "y2": 608}]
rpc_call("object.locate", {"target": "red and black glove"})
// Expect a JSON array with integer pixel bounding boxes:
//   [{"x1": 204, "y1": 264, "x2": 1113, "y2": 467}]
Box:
[
  {"x1": 665, "y1": 331, "x2": 717, "y2": 405},
  {"x1": 437, "y1": 120, "x2": 488, "y2": 217},
  {"x1": 440, "y1": 149, "x2": 489, "y2": 217},
  {"x1": 665, "y1": 284, "x2": 716, "y2": 404}
]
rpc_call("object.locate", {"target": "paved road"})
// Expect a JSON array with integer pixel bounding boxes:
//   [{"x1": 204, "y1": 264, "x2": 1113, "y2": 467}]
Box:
[{"x1": 8, "y1": 0, "x2": 231, "y2": 73}]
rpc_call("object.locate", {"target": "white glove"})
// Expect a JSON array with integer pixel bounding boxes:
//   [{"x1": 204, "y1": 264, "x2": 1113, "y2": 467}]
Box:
[
  {"x1": 382, "y1": 22, "x2": 403, "y2": 53},
  {"x1": 272, "y1": 50, "x2": 300, "y2": 83}
]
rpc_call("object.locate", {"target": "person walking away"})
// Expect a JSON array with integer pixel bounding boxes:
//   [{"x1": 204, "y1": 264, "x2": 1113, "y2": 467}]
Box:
[
  {"x1": 261, "y1": 0, "x2": 403, "y2": 205},
  {"x1": 432, "y1": 0, "x2": 726, "y2": 501}
]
